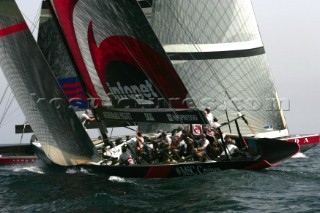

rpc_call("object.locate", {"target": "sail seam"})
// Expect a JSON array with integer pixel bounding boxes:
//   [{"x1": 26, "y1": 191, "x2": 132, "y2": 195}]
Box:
[
  {"x1": 164, "y1": 39, "x2": 263, "y2": 52},
  {"x1": 168, "y1": 47, "x2": 265, "y2": 60}
]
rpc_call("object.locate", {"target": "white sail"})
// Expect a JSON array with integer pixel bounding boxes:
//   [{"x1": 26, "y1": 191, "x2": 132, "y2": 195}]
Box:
[{"x1": 148, "y1": 0, "x2": 288, "y2": 136}]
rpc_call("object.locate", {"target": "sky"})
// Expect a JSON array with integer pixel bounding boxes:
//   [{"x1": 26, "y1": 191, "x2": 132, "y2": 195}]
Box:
[
  {"x1": 0, "y1": 0, "x2": 320, "y2": 144},
  {"x1": 252, "y1": 0, "x2": 320, "y2": 135}
]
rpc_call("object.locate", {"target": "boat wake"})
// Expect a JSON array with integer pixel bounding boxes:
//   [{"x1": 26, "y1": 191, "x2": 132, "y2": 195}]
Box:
[
  {"x1": 66, "y1": 167, "x2": 91, "y2": 175},
  {"x1": 291, "y1": 152, "x2": 308, "y2": 159},
  {"x1": 108, "y1": 176, "x2": 131, "y2": 183},
  {"x1": 13, "y1": 166, "x2": 44, "y2": 174}
]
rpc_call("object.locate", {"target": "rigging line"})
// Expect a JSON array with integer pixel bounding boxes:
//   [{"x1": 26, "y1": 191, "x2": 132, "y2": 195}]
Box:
[
  {"x1": 30, "y1": 2, "x2": 42, "y2": 35},
  {"x1": 135, "y1": 1, "x2": 195, "y2": 115},
  {"x1": 1, "y1": 106, "x2": 22, "y2": 125},
  {"x1": 166, "y1": 9, "x2": 254, "y2": 134},
  {"x1": 145, "y1": 4, "x2": 208, "y2": 123},
  {"x1": 144, "y1": 1, "x2": 223, "y2": 109},
  {"x1": 109, "y1": 128, "x2": 114, "y2": 138},
  {"x1": 154, "y1": 1, "x2": 248, "y2": 111},
  {"x1": 0, "y1": 92, "x2": 14, "y2": 121},
  {"x1": 0, "y1": 92, "x2": 14, "y2": 126},
  {"x1": 1, "y1": 103, "x2": 21, "y2": 120},
  {"x1": 0, "y1": 92, "x2": 11, "y2": 125},
  {"x1": 124, "y1": 126, "x2": 137, "y2": 132},
  {"x1": 248, "y1": 0, "x2": 279, "y2": 93},
  {"x1": 144, "y1": 1, "x2": 206, "y2": 91},
  {"x1": 151, "y1": 1, "x2": 246, "y2": 101},
  {"x1": 151, "y1": 1, "x2": 255, "y2": 130},
  {"x1": 18, "y1": 123, "x2": 27, "y2": 152},
  {"x1": 138, "y1": 2, "x2": 207, "y2": 125},
  {"x1": 117, "y1": 43, "x2": 181, "y2": 119},
  {"x1": 122, "y1": 36, "x2": 206, "y2": 124},
  {"x1": 18, "y1": 2, "x2": 42, "y2": 35},
  {"x1": 118, "y1": 35, "x2": 194, "y2": 125},
  {"x1": 0, "y1": 84, "x2": 9, "y2": 106},
  {"x1": 224, "y1": 8, "x2": 270, "y2": 97},
  {"x1": 161, "y1": 2, "x2": 237, "y2": 108},
  {"x1": 118, "y1": 36, "x2": 172, "y2": 108}
]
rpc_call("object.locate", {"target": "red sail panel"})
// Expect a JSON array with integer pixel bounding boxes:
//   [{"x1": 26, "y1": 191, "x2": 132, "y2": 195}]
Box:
[{"x1": 49, "y1": 0, "x2": 190, "y2": 109}]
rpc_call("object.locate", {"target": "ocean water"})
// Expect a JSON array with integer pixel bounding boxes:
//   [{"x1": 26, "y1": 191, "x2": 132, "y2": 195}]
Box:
[{"x1": 1, "y1": 146, "x2": 320, "y2": 213}]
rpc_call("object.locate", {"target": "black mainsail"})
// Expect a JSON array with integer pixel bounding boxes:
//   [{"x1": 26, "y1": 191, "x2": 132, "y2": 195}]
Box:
[
  {"x1": 0, "y1": 0, "x2": 99, "y2": 166},
  {"x1": 48, "y1": 0, "x2": 208, "y2": 125}
]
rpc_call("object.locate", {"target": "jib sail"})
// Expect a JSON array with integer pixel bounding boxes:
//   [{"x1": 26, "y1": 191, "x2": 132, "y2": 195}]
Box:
[{"x1": 0, "y1": 0, "x2": 99, "y2": 166}]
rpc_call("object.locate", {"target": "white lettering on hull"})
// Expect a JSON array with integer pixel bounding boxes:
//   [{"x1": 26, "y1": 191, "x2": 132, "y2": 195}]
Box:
[
  {"x1": 167, "y1": 114, "x2": 199, "y2": 122},
  {"x1": 175, "y1": 165, "x2": 217, "y2": 176},
  {"x1": 103, "y1": 112, "x2": 133, "y2": 120}
]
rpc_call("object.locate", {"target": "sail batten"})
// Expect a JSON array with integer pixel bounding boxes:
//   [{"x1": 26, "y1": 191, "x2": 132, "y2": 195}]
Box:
[
  {"x1": 164, "y1": 39, "x2": 264, "y2": 53},
  {"x1": 167, "y1": 47, "x2": 265, "y2": 61}
]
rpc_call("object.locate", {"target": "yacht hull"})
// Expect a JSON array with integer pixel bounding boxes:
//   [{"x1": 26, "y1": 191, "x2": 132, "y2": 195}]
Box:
[
  {"x1": 0, "y1": 155, "x2": 39, "y2": 165},
  {"x1": 286, "y1": 134, "x2": 320, "y2": 153},
  {"x1": 0, "y1": 144, "x2": 39, "y2": 165},
  {"x1": 33, "y1": 138, "x2": 299, "y2": 178}
]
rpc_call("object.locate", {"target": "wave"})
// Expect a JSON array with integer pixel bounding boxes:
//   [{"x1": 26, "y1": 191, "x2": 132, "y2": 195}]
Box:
[{"x1": 13, "y1": 166, "x2": 45, "y2": 174}]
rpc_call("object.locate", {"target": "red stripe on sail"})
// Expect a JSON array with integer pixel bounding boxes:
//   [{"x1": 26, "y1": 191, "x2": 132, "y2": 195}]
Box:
[
  {"x1": 51, "y1": 0, "x2": 101, "y2": 106},
  {"x1": 63, "y1": 89, "x2": 83, "y2": 96},
  {"x1": 88, "y1": 23, "x2": 189, "y2": 109},
  {"x1": 0, "y1": 22, "x2": 28, "y2": 37},
  {"x1": 62, "y1": 82, "x2": 82, "y2": 89}
]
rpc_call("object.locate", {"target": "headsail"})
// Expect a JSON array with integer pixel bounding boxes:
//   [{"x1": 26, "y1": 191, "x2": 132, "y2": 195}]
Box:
[
  {"x1": 0, "y1": 0, "x2": 99, "y2": 166},
  {"x1": 149, "y1": 0, "x2": 288, "y2": 136}
]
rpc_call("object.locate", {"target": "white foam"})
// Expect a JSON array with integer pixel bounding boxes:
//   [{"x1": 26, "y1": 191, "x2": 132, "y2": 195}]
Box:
[
  {"x1": 13, "y1": 166, "x2": 44, "y2": 174},
  {"x1": 108, "y1": 176, "x2": 134, "y2": 183},
  {"x1": 66, "y1": 167, "x2": 90, "y2": 174},
  {"x1": 291, "y1": 152, "x2": 308, "y2": 159}
]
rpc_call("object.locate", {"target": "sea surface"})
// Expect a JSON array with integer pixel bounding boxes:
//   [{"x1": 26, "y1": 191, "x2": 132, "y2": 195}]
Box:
[{"x1": 1, "y1": 146, "x2": 320, "y2": 213}]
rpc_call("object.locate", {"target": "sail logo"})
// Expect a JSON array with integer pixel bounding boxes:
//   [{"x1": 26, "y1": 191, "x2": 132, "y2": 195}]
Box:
[
  {"x1": 104, "y1": 60, "x2": 167, "y2": 108},
  {"x1": 58, "y1": 77, "x2": 88, "y2": 109},
  {"x1": 107, "y1": 80, "x2": 158, "y2": 101}
]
